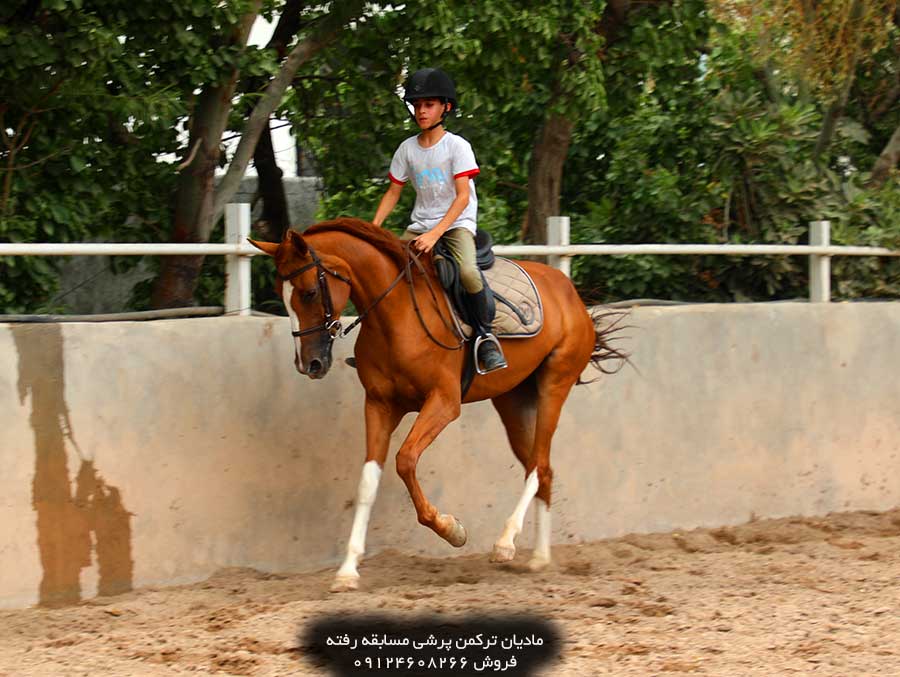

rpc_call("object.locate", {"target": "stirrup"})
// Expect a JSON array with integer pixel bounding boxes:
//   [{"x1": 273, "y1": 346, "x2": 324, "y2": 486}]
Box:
[{"x1": 474, "y1": 334, "x2": 507, "y2": 375}]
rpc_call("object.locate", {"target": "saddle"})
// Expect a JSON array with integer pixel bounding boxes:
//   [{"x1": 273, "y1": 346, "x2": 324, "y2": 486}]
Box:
[{"x1": 433, "y1": 230, "x2": 544, "y2": 340}]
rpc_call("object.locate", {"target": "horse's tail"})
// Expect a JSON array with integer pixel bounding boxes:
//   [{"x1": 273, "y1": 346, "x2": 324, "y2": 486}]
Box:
[{"x1": 577, "y1": 307, "x2": 631, "y2": 384}]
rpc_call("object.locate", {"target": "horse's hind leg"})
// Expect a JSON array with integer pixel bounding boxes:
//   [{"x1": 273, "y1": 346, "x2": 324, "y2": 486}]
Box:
[
  {"x1": 491, "y1": 356, "x2": 580, "y2": 570},
  {"x1": 331, "y1": 397, "x2": 403, "y2": 593},
  {"x1": 489, "y1": 379, "x2": 551, "y2": 569}
]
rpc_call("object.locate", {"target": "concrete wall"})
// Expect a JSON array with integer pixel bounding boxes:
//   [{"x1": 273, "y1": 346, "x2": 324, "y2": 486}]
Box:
[{"x1": 2, "y1": 303, "x2": 899, "y2": 608}]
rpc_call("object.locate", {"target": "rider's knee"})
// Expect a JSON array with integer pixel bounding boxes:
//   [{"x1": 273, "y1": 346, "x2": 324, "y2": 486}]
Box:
[{"x1": 459, "y1": 266, "x2": 483, "y2": 294}]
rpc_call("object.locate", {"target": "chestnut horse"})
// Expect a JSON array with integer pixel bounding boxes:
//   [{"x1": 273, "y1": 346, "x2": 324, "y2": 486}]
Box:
[{"x1": 250, "y1": 218, "x2": 621, "y2": 592}]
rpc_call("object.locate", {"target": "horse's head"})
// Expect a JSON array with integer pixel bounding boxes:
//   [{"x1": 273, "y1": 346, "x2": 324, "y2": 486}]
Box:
[{"x1": 250, "y1": 229, "x2": 351, "y2": 379}]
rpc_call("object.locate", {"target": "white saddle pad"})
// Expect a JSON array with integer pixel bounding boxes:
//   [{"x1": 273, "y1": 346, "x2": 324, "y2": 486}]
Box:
[{"x1": 450, "y1": 258, "x2": 544, "y2": 339}]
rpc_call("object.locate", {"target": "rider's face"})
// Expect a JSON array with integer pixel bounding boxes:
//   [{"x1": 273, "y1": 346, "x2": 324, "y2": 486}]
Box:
[{"x1": 412, "y1": 98, "x2": 449, "y2": 130}]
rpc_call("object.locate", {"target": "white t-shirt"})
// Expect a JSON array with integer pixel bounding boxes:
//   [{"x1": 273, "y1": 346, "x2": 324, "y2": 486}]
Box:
[{"x1": 388, "y1": 131, "x2": 479, "y2": 235}]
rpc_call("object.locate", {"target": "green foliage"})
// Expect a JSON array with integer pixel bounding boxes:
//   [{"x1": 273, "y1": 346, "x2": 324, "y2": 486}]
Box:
[
  {"x1": 289, "y1": 0, "x2": 606, "y2": 240},
  {"x1": 0, "y1": 0, "x2": 303, "y2": 313},
  {"x1": 2, "y1": 0, "x2": 899, "y2": 314},
  {"x1": 0, "y1": 1, "x2": 188, "y2": 311},
  {"x1": 564, "y1": 2, "x2": 899, "y2": 302},
  {"x1": 830, "y1": 174, "x2": 900, "y2": 298}
]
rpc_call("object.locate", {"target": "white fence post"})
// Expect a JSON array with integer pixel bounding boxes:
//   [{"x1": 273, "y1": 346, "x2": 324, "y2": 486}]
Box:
[
  {"x1": 547, "y1": 216, "x2": 572, "y2": 277},
  {"x1": 225, "y1": 203, "x2": 252, "y2": 316},
  {"x1": 809, "y1": 220, "x2": 831, "y2": 303}
]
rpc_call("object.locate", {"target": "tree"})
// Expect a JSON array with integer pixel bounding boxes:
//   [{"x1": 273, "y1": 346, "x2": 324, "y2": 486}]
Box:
[
  {"x1": 0, "y1": 0, "x2": 187, "y2": 312},
  {"x1": 150, "y1": 0, "x2": 368, "y2": 308},
  {"x1": 4, "y1": 1, "x2": 898, "y2": 313},
  {"x1": 710, "y1": 0, "x2": 899, "y2": 171},
  {"x1": 707, "y1": 0, "x2": 900, "y2": 299},
  {"x1": 284, "y1": 0, "x2": 610, "y2": 246}
]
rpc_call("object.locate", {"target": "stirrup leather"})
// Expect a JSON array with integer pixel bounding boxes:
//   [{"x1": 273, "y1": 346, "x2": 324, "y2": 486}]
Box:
[{"x1": 474, "y1": 334, "x2": 508, "y2": 375}]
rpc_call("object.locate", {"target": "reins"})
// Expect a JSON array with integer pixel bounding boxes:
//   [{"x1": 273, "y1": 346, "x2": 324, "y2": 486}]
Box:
[
  {"x1": 279, "y1": 241, "x2": 464, "y2": 350},
  {"x1": 403, "y1": 243, "x2": 465, "y2": 351}
]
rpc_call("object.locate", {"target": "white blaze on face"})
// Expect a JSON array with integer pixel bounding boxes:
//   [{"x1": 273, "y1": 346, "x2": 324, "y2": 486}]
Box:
[{"x1": 281, "y1": 282, "x2": 304, "y2": 359}]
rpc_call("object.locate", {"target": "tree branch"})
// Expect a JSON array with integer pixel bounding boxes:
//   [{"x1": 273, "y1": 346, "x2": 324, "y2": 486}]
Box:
[
  {"x1": 212, "y1": 0, "x2": 367, "y2": 222},
  {"x1": 813, "y1": 0, "x2": 865, "y2": 164},
  {"x1": 177, "y1": 139, "x2": 202, "y2": 170},
  {"x1": 869, "y1": 121, "x2": 900, "y2": 189},
  {"x1": 10, "y1": 145, "x2": 73, "y2": 170}
]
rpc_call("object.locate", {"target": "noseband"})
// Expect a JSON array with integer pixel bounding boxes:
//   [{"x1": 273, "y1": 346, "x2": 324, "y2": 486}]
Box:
[{"x1": 278, "y1": 245, "x2": 350, "y2": 340}]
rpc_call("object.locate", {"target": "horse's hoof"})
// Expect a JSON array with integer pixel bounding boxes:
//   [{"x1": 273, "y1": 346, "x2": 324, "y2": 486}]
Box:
[
  {"x1": 330, "y1": 575, "x2": 360, "y2": 593},
  {"x1": 440, "y1": 514, "x2": 467, "y2": 547},
  {"x1": 490, "y1": 543, "x2": 516, "y2": 563},
  {"x1": 527, "y1": 555, "x2": 551, "y2": 572}
]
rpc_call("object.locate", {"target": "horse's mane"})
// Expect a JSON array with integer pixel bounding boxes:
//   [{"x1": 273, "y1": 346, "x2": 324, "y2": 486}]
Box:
[{"x1": 304, "y1": 217, "x2": 409, "y2": 269}]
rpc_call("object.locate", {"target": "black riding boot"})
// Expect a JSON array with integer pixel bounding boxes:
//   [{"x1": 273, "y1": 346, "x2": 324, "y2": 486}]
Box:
[
  {"x1": 465, "y1": 286, "x2": 508, "y2": 374},
  {"x1": 476, "y1": 337, "x2": 507, "y2": 373}
]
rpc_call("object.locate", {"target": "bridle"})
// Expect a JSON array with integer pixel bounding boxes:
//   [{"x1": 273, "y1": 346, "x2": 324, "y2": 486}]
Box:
[
  {"x1": 278, "y1": 241, "x2": 464, "y2": 350},
  {"x1": 278, "y1": 245, "x2": 350, "y2": 340}
]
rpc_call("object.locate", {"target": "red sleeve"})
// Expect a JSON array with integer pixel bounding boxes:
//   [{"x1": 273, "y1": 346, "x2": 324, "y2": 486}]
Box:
[
  {"x1": 453, "y1": 168, "x2": 480, "y2": 180},
  {"x1": 388, "y1": 172, "x2": 406, "y2": 185}
]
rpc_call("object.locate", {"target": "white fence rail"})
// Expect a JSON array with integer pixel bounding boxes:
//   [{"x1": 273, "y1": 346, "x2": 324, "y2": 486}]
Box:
[{"x1": 1, "y1": 206, "x2": 899, "y2": 313}]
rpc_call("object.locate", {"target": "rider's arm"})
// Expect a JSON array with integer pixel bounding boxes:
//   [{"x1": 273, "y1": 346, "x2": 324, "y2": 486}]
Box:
[
  {"x1": 412, "y1": 176, "x2": 470, "y2": 253},
  {"x1": 372, "y1": 181, "x2": 404, "y2": 227},
  {"x1": 431, "y1": 176, "x2": 470, "y2": 238}
]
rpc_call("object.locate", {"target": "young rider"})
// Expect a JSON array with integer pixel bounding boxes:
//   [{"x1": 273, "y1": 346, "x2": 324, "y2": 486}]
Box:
[{"x1": 372, "y1": 67, "x2": 507, "y2": 373}]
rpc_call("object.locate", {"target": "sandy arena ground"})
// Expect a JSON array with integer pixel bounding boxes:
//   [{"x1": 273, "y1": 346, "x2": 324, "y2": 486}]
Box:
[{"x1": 0, "y1": 507, "x2": 898, "y2": 676}]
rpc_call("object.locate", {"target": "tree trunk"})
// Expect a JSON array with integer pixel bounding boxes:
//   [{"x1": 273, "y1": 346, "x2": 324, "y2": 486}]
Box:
[
  {"x1": 212, "y1": 0, "x2": 367, "y2": 223},
  {"x1": 149, "y1": 5, "x2": 260, "y2": 309},
  {"x1": 150, "y1": 1, "x2": 365, "y2": 309},
  {"x1": 253, "y1": 121, "x2": 291, "y2": 241},
  {"x1": 870, "y1": 121, "x2": 900, "y2": 189},
  {"x1": 813, "y1": 0, "x2": 865, "y2": 164},
  {"x1": 150, "y1": 78, "x2": 242, "y2": 309},
  {"x1": 813, "y1": 66, "x2": 859, "y2": 166},
  {"x1": 522, "y1": 113, "x2": 574, "y2": 245},
  {"x1": 244, "y1": 0, "x2": 306, "y2": 242},
  {"x1": 519, "y1": 0, "x2": 670, "y2": 246}
]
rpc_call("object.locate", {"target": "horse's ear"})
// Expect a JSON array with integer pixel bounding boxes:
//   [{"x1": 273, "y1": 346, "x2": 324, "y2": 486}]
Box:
[
  {"x1": 285, "y1": 229, "x2": 308, "y2": 256},
  {"x1": 247, "y1": 238, "x2": 279, "y2": 256}
]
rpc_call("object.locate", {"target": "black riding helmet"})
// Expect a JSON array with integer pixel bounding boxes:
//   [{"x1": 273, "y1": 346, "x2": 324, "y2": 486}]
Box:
[{"x1": 402, "y1": 68, "x2": 457, "y2": 129}]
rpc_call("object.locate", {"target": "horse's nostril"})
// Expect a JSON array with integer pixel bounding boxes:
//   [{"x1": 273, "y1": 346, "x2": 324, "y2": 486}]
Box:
[{"x1": 308, "y1": 359, "x2": 323, "y2": 374}]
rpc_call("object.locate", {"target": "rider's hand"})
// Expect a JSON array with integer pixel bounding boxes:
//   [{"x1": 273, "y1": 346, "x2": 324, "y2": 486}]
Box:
[{"x1": 412, "y1": 231, "x2": 441, "y2": 254}]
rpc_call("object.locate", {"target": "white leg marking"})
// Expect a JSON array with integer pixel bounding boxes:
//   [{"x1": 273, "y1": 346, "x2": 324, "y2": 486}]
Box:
[
  {"x1": 528, "y1": 498, "x2": 552, "y2": 571},
  {"x1": 281, "y1": 283, "x2": 304, "y2": 364},
  {"x1": 332, "y1": 461, "x2": 382, "y2": 591},
  {"x1": 491, "y1": 470, "x2": 539, "y2": 562}
]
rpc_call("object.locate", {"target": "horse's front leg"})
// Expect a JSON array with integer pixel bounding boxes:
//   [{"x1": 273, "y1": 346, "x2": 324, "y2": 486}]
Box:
[
  {"x1": 395, "y1": 391, "x2": 466, "y2": 546},
  {"x1": 331, "y1": 397, "x2": 403, "y2": 593}
]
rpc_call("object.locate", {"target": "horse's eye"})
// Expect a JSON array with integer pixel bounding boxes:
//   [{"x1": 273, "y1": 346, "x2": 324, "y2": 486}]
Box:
[{"x1": 302, "y1": 288, "x2": 318, "y2": 302}]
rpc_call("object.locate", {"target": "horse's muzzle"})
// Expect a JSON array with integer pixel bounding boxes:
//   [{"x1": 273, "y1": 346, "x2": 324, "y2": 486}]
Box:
[
  {"x1": 295, "y1": 348, "x2": 332, "y2": 379},
  {"x1": 306, "y1": 357, "x2": 328, "y2": 378}
]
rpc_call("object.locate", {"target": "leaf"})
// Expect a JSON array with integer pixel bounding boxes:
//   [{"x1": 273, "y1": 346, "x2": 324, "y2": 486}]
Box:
[
  {"x1": 836, "y1": 119, "x2": 870, "y2": 145},
  {"x1": 69, "y1": 156, "x2": 86, "y2": 173}
]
